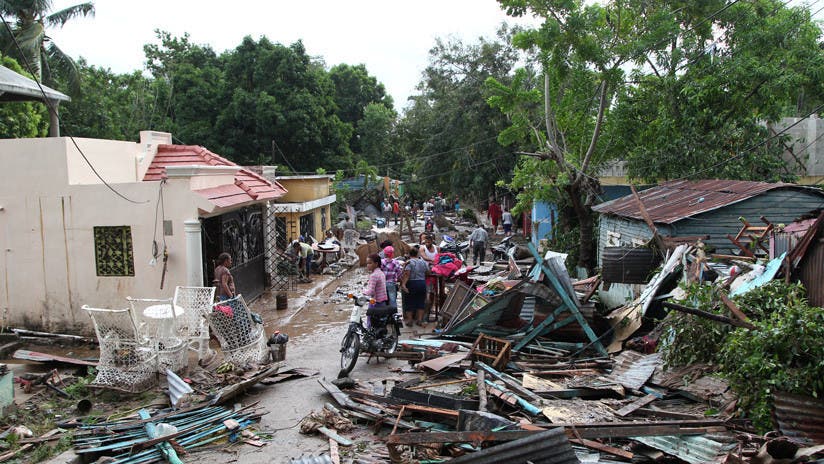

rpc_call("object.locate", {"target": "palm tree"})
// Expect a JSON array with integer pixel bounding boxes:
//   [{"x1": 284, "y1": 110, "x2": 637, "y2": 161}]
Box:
[{"x1": 0, "y1": 0, "x2": 95, "y2": 89}]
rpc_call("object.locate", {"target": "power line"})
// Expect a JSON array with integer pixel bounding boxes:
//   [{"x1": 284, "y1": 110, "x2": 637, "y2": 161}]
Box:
[{"x1": 0, "y1": 14, "x2": 148, "y2": 205}]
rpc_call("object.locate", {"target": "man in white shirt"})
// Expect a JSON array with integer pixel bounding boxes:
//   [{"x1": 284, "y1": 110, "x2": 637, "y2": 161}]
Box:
[{"x1": 468, "y1": 225, "x2": 489, "y2": 266}]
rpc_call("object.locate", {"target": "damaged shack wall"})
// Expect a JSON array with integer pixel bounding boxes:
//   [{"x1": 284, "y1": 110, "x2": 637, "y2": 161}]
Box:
[
  {"x1": 596, "y1": 215, "x2": 674, "y2": 267},
  {"x1": 670, "y1": 190, "x2": 824, "y2": 255},
  {"x1": 0, "y1": 141, "x2": 202, "y2": 334},
  {"x1": 799, "y1": 236, "x2": 824, "y2": 308}
]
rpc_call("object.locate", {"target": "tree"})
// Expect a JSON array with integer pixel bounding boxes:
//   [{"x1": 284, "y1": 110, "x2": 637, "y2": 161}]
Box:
[
  {"x1": 608, "y1": 0, "x2": 824, "y2": 182},
  {"x1": 490, "y1": 0, "x2": 663, "y2": 272},
  {"x1": 0, "y1": 53, "x2": 48, "y2": 137},
  {"x1": 0, "y1": 0, "x2": 95, "y2": 90},
  {"x1": 58, "y1": 59, "x2": 157, "y2": 140},
  {"x1": 398, "y1": 28, "x2": 520, "y2": 204},
  {"x1": 215, "y1": 37, "x2": 353, "y2": 168},
  {"x1": 358, "y1": 102, "x2": 396, "y2": 168},
  {"x1": 329, "y1": 63, "x2": 393, "y2": 154}
]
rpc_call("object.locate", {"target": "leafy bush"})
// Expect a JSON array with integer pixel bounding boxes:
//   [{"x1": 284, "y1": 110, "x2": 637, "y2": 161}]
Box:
[
  {"x1": 720, "y1": 282, "x2": 824, "y2": 432},
  {"x1": 660, "y1": 282, "x2": 732, "y2": 368},
  {"x1": 660, "y1": 280, "x2": 824, "y2": 433}
]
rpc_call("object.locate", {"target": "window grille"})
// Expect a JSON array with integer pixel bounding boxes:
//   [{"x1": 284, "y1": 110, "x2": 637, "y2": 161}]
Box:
[{"x1": 93, "y1": 226, "x2": 135, "y2": 276}]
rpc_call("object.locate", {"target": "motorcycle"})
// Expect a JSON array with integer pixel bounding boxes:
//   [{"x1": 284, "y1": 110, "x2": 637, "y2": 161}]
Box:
[
  {"x1": 438, "y1": 234, "x2": 469, "y2": 262},
  {"x1": 339, "y1": 293, "x2": 402, "y2": 377},
  {"x1": 491, "y1": 235, "x2": 516, "y2": 261}
]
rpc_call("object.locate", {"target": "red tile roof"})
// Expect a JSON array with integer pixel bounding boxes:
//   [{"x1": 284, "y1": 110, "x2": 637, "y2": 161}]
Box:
[
  {"x1": 591, "y1": 179, "x2": 820, "y2": 224},
  {"x1": 144, "y1": 145, "x2": 286, "y2": 209}
]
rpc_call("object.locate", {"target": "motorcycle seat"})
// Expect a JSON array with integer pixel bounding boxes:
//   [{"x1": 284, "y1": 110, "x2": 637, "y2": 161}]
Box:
[{"x1": 366, "y1": 305, "x2": 397, "y2": 317}]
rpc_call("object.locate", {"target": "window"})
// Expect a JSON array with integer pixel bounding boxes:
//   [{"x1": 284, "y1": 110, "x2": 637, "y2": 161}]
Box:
[
  {"x1": 299, "y1": 213, "x2": 314, "y2": 241},
  {"x1": 93, "y1": 226, "x2": 135, "y2": 276}
]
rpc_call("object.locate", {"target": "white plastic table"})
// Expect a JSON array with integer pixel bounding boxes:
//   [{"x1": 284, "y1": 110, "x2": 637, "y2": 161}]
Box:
[{"x1": 143, "y1": 304, "x2": 185, "y2": 339}]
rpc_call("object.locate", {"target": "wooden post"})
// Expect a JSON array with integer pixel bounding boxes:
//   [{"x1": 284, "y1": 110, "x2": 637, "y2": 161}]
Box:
[
  {"x1": 477, "y1": 370, "x2": 487, "y2": 412},
  {"x1": 631, "y1": 185, "x2": 667, "y2": 256}
]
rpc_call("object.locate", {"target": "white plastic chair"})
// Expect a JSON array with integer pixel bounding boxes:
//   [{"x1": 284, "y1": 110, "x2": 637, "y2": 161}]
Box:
[
  {"x1": 126, "y1": 297, "x2": 188, "y2": 374},
  {"x1": 173, "y1": 286, "x2": 217, "y2": 361},
  {"x1": 209, "y1": 295, "x2": 269, "y2": 365},
  {"x1": 83, "y1": 305, "x2": 158, "y2": 392}
]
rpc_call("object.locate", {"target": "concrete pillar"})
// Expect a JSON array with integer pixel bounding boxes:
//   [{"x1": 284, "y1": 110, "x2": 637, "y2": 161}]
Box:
[
  {"x1": 184, "y1": 220, "x2": 204, "y2": 286},
  {"x1": 48, "y1": 100, "x2": 60, "y2": 137}
]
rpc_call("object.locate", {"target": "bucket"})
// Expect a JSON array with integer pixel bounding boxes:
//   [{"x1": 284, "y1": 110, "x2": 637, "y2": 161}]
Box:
[
  {"x1": 275, "y1": 292, "x2": 288, "y2": 310},
  {"x1": 269, "y1": 343, "x2": 287, "y2": 362}
]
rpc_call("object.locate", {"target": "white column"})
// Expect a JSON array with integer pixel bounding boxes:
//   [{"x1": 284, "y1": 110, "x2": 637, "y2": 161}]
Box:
[{"x1": 184, "y1": 220, "x2": 204, "y2": 286}]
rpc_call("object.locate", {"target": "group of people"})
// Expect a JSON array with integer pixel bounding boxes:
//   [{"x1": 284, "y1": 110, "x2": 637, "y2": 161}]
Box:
[{"x1": 363, "y1": 233, "x2": 441, "y2": 329}]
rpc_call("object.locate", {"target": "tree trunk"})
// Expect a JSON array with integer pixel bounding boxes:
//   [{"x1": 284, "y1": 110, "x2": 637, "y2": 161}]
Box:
[{"x1": 566, "y1": 183, "x2": 596, "y2": 274}]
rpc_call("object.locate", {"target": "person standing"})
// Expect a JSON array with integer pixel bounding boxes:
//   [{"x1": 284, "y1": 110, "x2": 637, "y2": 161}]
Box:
[
  {"x1": 400, "y1": 247, "x2": 429, "y2": 327},
  {"x1": 381, "y1": 246, "x2": 402, "y2": 308},
  {"x1": 487, "y1": 199, "x2": 502, "y2": 233},
  {"x1": 213, "y1": 252, "x2": 236, "y2": 301},
  {"x1": 420, "y1": 234, "x2": 439, "y2": 266},
  {"x1": 468, "y1": 225, "x2": 489, "y2": 266},
  {"x1": 502, "y1": 207, "x2": 513, "y2": 237},
  {"x1": 392, "y1": 199, "x2": 400, "y2": 225},
  {"x1": 364, "y1": 254, "x2": 388, "y2": 309}
]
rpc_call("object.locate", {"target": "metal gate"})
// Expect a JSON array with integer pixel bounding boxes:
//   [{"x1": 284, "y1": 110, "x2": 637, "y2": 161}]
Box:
[
  {"x1": 202, "y1": 205, "x2": 266, "y2": 300},
  {"x1": 265, "y1": 203, "x2": 297, "y2": 293}
]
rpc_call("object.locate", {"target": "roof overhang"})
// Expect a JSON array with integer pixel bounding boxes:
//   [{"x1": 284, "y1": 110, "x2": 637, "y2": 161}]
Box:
[
  {"x1": 272, "y1": 194, "x2": 336, "y2": 213},
  {"x1": 0, "y1": 65, "x2": 70, "y2": 103}
]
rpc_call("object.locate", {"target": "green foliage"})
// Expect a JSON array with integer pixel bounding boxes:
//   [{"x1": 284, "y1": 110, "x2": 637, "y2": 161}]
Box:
[
  {"x1": 605, "y1": 0, "x2": 823, "y2": 182},
  {"x1": 661, "y1": 283, "x2": 732, "y2": 368},
  {"x1": 0, "y1": 0, "x2": 94, "y2": 89},
  {"x1": 660, "y1": 280, "x2": 824, "y2": 433},
  {"x1": 398, "y1": 28, "x2": 521, "y2": 203},
  {"x1": 721, "y1": 282, "x2": 824, "y2": 432},
  {"x1": 0, "y1": 55, "x2": 48, "y2": 138}
]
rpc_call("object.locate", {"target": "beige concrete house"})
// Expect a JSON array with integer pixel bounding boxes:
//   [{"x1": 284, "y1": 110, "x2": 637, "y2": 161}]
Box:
[
  {"x1": 265, "y1": 174, "x2": 336, "y2": 250},
  {"x1": 0, "y1": 131, "x2": 286, "y2": 334}
]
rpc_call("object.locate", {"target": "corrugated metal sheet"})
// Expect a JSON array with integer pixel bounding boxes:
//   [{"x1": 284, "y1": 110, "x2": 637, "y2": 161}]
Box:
[
  {"x1": 446, "y1": 427, "x2": 580, "y2": 464},
  {"x1": 631, "y1": 434, "x2": 737, "y2": 464},
  {"x1": 591, "y1": 180, "x2": 819, "y2": 224},
  {"x1": 799, "y1": 237, "x2": 824, "y2": 308},
  {"x1": 165, "y1": 369, "x2": 193, "y2": 407},
  {"x1": 773, "y1": 391, "x2": 824, "y2": 445},
  {"x1": 602, "y1": 247, "x2": 661, "y2": 284},
  {"x1": 603, "y1": 351, "x2": 661, "y2": 390}
]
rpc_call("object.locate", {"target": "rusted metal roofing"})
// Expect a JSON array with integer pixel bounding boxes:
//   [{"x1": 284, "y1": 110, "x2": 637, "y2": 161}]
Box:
[
  {"x1": 602, "y1": 351, "x2": 661, "y2": 390},
  {"x1": 144, "y1": 144, "x2": 287, "y2": 209},
  {"x1": 591, "y1": 180, "x2": 814, "y2": 224},
  {"x1": 631, "y1": 434, "x2": 737, "y2": 464},
  {"x1": 773, "y1": 391, "x2": 824, "y2": 445},
  {"x1": 445, "y1": 427, "x2": 579, "y2": 464}
]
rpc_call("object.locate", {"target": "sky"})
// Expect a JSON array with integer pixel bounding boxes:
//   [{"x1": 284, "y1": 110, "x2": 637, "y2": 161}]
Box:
[{"x1": 46, "y1": 0, "x2": 539, "y2": 112}]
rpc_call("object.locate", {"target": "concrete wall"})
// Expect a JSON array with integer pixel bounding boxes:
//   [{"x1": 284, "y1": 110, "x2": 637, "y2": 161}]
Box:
[
  {"x1": 0, "y1": 137, "x2": 203, "y2": 334},
  {"x1": 277, "y1": 176, "x2": 332, "y2": 202},
  {"x1": 775, "y1": 116, "x2": 824, "y2": 182}
]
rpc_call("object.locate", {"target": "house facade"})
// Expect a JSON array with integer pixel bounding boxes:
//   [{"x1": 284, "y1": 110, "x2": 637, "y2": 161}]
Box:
[
  {"x1": 0, "y1": 131, "x2": 286, "y2": 334},
  {"x1": 591, "y1": 180, "x2": 824, "y2": 266}
]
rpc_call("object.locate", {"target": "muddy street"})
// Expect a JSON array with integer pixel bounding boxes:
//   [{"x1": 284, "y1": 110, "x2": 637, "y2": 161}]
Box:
[{"x1": 194, "y1": 264, "x2": 427, "y2": 463}]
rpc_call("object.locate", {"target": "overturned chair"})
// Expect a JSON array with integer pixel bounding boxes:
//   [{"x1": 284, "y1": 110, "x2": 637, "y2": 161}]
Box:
[
  {"x1": 126, "y1": 297, "x2": 189, "y2": 374},
  {"x1": 82, "y1": 305, "x2": 158, "y2": 392},
  {"x1": 173, "y1": 286, "x2": 217, "y2": 363},
  {"x1": 209, "y1": 295, "x2": 269, "y2": 365}
]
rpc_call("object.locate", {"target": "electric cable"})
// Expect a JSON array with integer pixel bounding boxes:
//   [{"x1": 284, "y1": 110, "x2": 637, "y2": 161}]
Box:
[{"x1": 0, "y1": 14, "x2": 148, "y2": 204}]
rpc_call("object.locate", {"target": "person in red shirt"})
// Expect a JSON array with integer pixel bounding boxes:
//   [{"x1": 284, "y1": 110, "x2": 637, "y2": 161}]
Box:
[
  {"x1": 392, "y1": 199, "x2": 400, "y2": 225},
  {"x1": 487, "y1": 200, "x2": 502, "y2": 233}
]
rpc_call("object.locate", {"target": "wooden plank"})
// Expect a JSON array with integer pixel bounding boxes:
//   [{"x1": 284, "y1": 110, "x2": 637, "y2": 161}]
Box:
[
  {"x1": 719, "y1": 293, "x2": 751, "y2": 323},
  {"x1": 12, "y1": 349, "x2": 98, "y2": 366},
  {"x1": 402, "y1": 404, "x2": 460, "y2": 418},
  {"x1": 318, "y1": 378, "x2": 383, "y2": 416},
  {"x1": 329, "y1": 438, "x2": 341, "y2": 464},
  {"x1": 615, "y1": 393, "x2": 658, "y2": 417},
  {"x1": 476, "y1": 370, "x2": 487, "y2": 412},
  {"x1": 631, "y1": 185, "x2": 667, "y2": 255}
]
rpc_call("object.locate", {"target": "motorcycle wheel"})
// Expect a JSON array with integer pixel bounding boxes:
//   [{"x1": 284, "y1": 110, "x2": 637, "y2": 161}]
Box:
[
  {"x1": 382, "y1": 323, "x2": 400, "y2": 357},
  {"x1": 340, "y1": 329, "x2": 360, "y2": 375}
]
